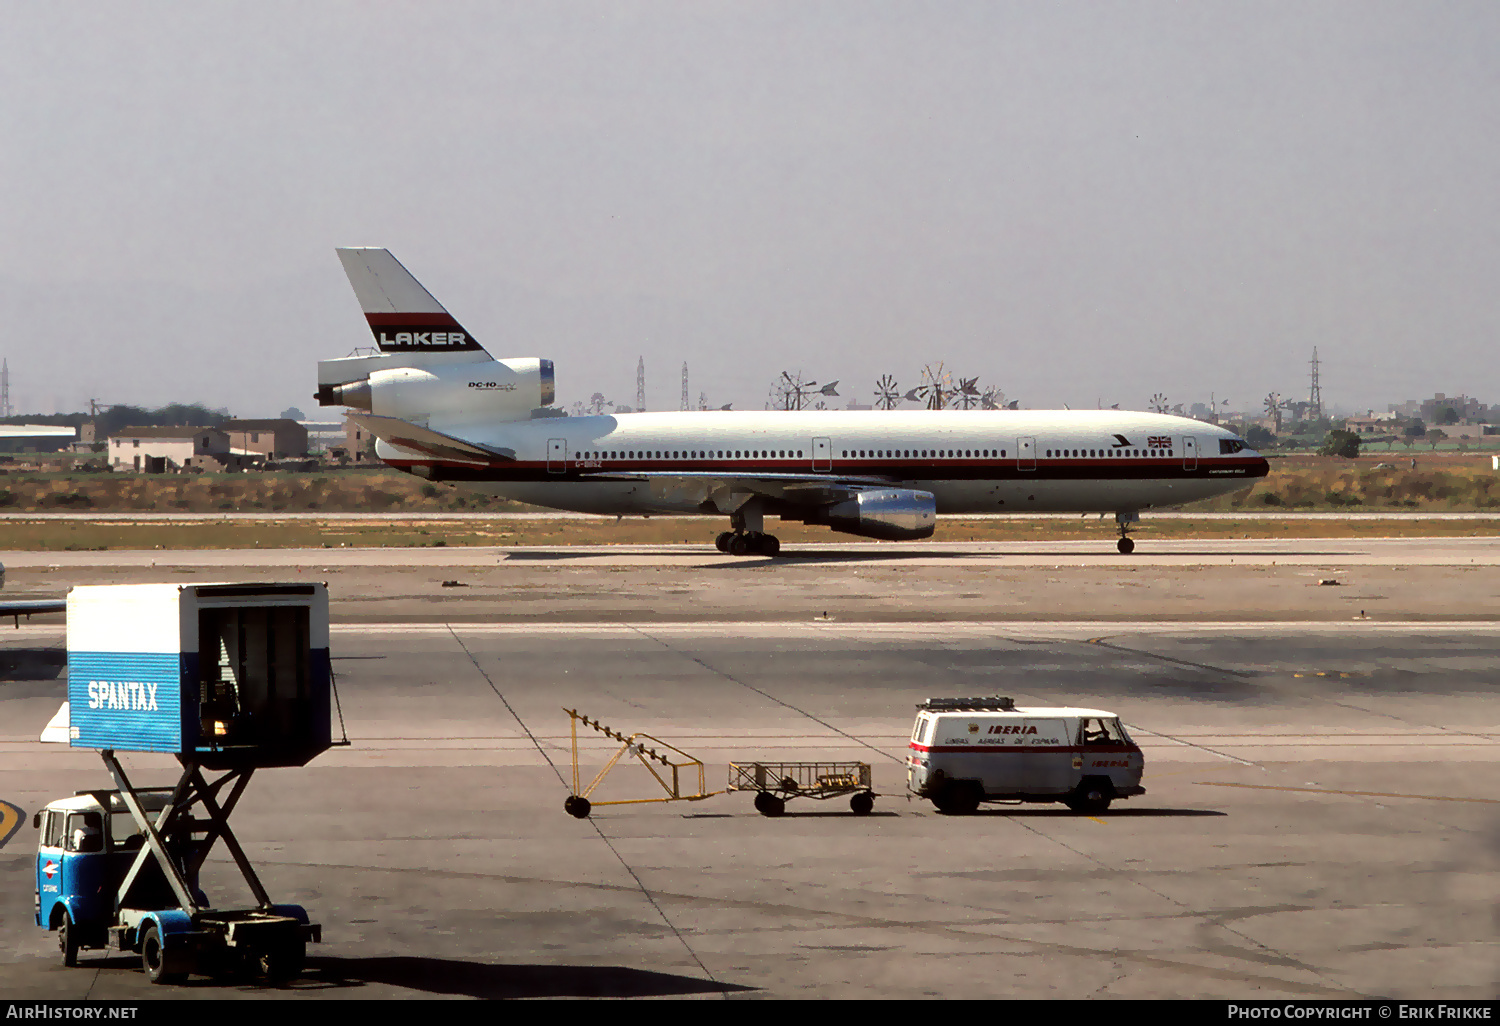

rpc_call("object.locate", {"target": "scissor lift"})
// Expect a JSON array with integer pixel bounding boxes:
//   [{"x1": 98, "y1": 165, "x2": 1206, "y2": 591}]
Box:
[
  {"x1": 727, "y1": 761, "x2": 875, "y2": 816},
  {"x1": 36, "y1": 583, "x2": 339, "y2": 983}
]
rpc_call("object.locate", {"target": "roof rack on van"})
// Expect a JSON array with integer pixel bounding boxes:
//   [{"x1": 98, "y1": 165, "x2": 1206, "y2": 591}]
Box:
[{"x1": 917, "y1": 696, "x2": 1016, "y2": 712}]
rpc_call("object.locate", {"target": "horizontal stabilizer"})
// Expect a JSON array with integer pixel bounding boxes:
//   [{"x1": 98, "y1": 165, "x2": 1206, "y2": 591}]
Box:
[{"x1": 347, "y1": 414, "x2": 515, "y2": 465}]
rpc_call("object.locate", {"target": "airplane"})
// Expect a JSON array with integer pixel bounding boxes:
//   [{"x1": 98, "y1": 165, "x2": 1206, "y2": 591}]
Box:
[
  {"x1": 0, "y1": 564, "x2": 66, "y2": 622},
  {"x1": 315, "y1": 248, "x2": 1269, "y2": 555}
]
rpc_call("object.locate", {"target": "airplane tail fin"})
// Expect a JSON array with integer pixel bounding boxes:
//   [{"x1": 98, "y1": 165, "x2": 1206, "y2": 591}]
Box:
[{"x1": 336, "y1": 248, "x2": 492, "y2": 361}]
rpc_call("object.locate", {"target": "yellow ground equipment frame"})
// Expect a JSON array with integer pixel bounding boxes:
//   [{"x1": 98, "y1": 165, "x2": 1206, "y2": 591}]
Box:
[
  {"x1": 563, "y1": 709, "x2": 719, "y2": 818},
  {"x1": 727, "y1": 761, "x2": 876, "y2": 817}
]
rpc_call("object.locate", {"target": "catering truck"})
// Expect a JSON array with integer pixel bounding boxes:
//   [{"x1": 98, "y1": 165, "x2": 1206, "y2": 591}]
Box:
[
  {"x1": 906, "y1": 696, "x2": 1145, "y2": 815},
  {"x1": 35, "y1": 583, "x2": 334, "y2": 983}
]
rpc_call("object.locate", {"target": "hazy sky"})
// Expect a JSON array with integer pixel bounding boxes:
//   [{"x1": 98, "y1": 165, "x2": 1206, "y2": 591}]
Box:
[{"x1": 3, "y1": 2, "x2": 1497, "y2": 419}]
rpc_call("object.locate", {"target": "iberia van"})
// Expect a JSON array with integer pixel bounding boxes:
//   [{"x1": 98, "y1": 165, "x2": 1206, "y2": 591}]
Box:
[{"x1": 906, "y1": 696, "x2": 1145, "y2": 814}]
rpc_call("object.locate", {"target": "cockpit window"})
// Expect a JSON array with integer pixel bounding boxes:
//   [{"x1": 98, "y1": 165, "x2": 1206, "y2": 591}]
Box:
[{"x1": 1219, "y1": 438, "x2": 1246, "y2": 454}]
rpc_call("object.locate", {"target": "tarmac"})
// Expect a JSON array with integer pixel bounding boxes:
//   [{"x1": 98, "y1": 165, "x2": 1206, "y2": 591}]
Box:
[{"x1": 0, "y1": 540, "x2": 1495, "y2": 1000}]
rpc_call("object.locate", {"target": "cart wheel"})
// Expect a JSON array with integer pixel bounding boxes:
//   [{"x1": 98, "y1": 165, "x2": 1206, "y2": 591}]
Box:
[
  {"x1": 58, "y1": 911, "x2": 78, "y2": 968},
  {"x1": 758, "y1": 794, "x2": 786, "y2": 817},
  {"x1": 140, "y1": 923, "x2": 185, "y2": 985},
  {"x1": 753, "y1": 791, "x2": 772, "y2": 815},
  {"x1": 849, "y1": 792, "x2": 875, "y2": 815},
  {"x1": 564, "y1": 795, "x2": 592, "y2": 819}
]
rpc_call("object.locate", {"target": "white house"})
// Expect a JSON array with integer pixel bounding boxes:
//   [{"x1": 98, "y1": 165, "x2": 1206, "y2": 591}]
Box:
[{"x1": 109, "y1": 427, "x2": 230, "y2": 472}]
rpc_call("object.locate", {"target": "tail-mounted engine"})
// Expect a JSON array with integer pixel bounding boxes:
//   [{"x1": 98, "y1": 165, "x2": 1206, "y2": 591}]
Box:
[{"x1": 316, "y1": 357, "x2": 555, "y2": 425}]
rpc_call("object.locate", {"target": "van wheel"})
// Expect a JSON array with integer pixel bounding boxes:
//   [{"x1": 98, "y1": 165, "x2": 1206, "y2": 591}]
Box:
[
  {"x1": 1066, "y1": 779, "x2": 1114, "y2": 814},
  {"x1": 58, "y1": 912, "x2": 79, "y2": 968},
  {"x1": 933, "y1": 781, "x2": 982, "y2": 815}
]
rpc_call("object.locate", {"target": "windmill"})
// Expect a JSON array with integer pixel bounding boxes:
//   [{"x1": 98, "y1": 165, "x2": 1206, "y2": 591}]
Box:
[
  {"x1": 980, "y1": 386, "x2": 1007, "y2": 410},
  {"x1": 1149, "y1": 393, "x2": 1171, "y2": 415},
  {"x1": 874, "y1": 374, "x2": 902, "y2": 411},
  {"x1": 955, "y1": 376, "x2": 982, "y2": 410},
  {"x1": 1264, "y1": 392, "x2": 1283, "y2": 435},
  {"x1": 769, "y1": 371, "x2": 836, "y2": 411},
  {"x1": 916, "y1": 362, "x2": 955, "y2": 410}
]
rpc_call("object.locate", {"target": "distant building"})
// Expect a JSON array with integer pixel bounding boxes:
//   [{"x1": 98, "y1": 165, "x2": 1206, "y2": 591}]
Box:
[
  {"x1": 222, "y1": 419, "x2": 309, "y2": 459},
  {"x1": 109, "y1": 427, "x2": 230, "y2": 472}
]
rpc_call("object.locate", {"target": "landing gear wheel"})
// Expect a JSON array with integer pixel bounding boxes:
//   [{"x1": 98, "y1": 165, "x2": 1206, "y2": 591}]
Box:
[
  {"x1": 58, "y1": 912, "x2": 78, "y2": 968},
  {"x1": 256, "y1": 940, "x2": 305, "y2": 983},
  {"x1": 728, "y1": 534, "x2": 750, "y2": 556},
  {"x1": 1066, "y1": 780, "x2": 1114, "y2": 814},
  {"x1": 760, "y1": 534, "x2": 781, "y2": 557},
  {"x1": 715, "y1": 531, "x2": 734, "y2": 553},
  {"x1": 754, "y1": 792, "x2": 785, "y2": 817},
  {"x1": 1117, "y1": 537, "x2": 1135, "y2": 554},
  {"x1": 140, "y1": 923, "x2": 185, "y2": 985},
  {"x1": 849, "y1": 791, "x2": 875, "y2": 815},
  {"x1": 564, "y1": 795, "x2": 592, "y2": 819}
]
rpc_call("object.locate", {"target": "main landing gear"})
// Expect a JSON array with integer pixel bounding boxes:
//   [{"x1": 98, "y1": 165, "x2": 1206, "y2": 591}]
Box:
[
  {"x1": 716, "y1": 531, "x2": 781, "y2": 557},
  {"x1": 1115, "y1": 511, "x2": 1139, "y2": 554}
]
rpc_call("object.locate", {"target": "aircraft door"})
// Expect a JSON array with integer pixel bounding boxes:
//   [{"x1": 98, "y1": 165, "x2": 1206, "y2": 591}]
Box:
[
  {"x1": 812, "y1": 437, "x2": 832, "y2": 472},
  {"x1": 548, "y1": 438, "x2": 567, "y2": 473},
  {"x1": 1017, "y1": 437, "x2": 1036, "y2": 471},
  {"x1": 1183, "y1": 436, "x2": 1198, "y2": 471}
]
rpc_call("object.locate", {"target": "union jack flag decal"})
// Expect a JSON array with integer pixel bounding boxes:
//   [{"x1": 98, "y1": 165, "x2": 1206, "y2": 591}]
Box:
[{"x1": 1148, "y1": 436, "x2": 1171, "y2": 448}]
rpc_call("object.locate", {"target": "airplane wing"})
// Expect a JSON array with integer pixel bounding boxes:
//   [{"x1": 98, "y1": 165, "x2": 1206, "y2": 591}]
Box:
[
  {"x1": 346, "y1": 414, "x2": 516, "y2": 464},
  {"x1": 0, "y1": 599, "x2": 66, "y2": 619},
  {"x1": 578, "y1": 469, "x2": 899, "y2": 510}
]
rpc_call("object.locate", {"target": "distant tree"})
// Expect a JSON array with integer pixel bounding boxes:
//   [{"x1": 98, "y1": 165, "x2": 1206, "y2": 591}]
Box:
[
  {"x1": 1319, "y1": 429, "x2": 1360, "y2": 459},
  {"x1": 95, "y1": 403, "x2": 227, "y2": 437},
  {"x1": 1425, "y1": 428, "x2": 1447, "y2": 449},
  {"x1": 281, "y1": 407, "x2": 306, "y2": 421},
  {"x1": 1245, "y1": 425, "x2": 1275, "y2": 449},
  {"x1": 1440, "y1": 407, "x2": 1461, "y2": 425}
]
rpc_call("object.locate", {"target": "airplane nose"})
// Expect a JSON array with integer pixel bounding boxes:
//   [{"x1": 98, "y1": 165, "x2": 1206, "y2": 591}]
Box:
[{"x1": 1251, "y1": 455, "x2": 1271, "y2": 478}]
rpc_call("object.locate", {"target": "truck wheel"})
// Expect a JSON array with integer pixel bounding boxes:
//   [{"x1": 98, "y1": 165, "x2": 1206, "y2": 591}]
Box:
[
  {"x1": 257, "y1": 940, "x2": 306, "y2": 983},
  {"x1": 140, "y1": 923, "x2": 185, "y2": 985},
  {"x1": 564, "y1": 795, "x2": 592, "y2": 819},
  {"x1": 58, "y1": 912, "x2": 79, "y2": 968},
  {"x1": 849, "y1": 792, "x2": 874, "y2": 815}
]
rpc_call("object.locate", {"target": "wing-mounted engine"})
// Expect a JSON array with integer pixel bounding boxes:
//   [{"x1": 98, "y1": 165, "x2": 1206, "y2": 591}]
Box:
[
  {"x1": 798, "y1": 488, "x2": 937, "y2": 540},
  {"x1": 317, "y1": 357, "x2": 555, "y2": 426}
]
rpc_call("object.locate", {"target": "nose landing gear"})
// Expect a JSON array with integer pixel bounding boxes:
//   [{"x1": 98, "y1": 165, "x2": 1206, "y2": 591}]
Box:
[{"x1": 1115, "y1": 511, "x2": 1139, "y2": 554}]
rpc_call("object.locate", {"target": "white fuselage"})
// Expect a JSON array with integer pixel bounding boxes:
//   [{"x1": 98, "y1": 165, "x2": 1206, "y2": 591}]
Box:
[{"x1": 378, "y1": 408, "x2": 1268, "y2": 516}]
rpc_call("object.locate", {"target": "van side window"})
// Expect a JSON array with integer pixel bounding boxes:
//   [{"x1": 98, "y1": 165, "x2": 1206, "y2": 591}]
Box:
[
  {"x1": 1079, "y1": 717, "x2": 1124, "y2": 746},
  {"x1": 911, "y1": 716, "x2": 927, "y2": 743}
]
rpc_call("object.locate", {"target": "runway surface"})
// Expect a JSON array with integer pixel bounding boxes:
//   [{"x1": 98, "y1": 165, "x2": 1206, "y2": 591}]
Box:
[
  {"x1": 0, "y1": 619, "x2": 1494, "y2": 999},
  {"x1": 5, "y1": 535, "x2": 1500, "y2": 569},
  {"x1": 6, "y1": 536, "x2": 1500, "y2": 623}
]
